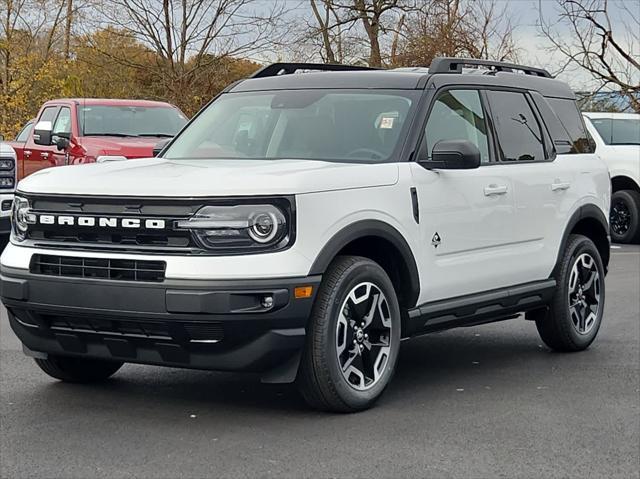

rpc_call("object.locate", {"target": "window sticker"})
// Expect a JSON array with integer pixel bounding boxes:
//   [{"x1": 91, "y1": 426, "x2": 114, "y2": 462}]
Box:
[{"x1": 380, "y1": 117, "x2": 395, "y2": 129}]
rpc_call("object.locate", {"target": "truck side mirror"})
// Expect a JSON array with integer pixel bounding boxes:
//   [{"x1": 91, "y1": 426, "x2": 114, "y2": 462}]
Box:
[
  {"x1": 33, "y1": 121, "x2": 53, "y2": 146},
  {"x1": 153, "y1": 138, "x2": 171, "y2": 157},
  {"x1": 419, "y1": 139, "x2": 481, "y2": 170}
]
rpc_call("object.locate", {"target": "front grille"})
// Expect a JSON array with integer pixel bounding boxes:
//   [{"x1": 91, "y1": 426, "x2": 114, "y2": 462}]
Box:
[{"x1": 30, "y1": 254, "x2": 166, "y2": 282}]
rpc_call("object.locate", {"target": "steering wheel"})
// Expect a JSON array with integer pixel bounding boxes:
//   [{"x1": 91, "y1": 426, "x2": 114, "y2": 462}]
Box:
[{"x1": 347, "y1": 148, "x2": 385, "y2": 160}]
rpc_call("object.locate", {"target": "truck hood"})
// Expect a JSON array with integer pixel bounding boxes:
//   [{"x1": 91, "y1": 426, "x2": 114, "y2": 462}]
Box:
[
  {"x1": 80, "y1": 136, "x2": 166, "y2": 158},
  {"x1": 17, "y1": 158, "x2": 399, "y2": 197}
]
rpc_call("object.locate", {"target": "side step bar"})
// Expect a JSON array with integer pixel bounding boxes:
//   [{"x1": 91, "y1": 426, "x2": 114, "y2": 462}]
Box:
[{"x1": 406, "y1": 279, "x2": 556, "y2": 337}]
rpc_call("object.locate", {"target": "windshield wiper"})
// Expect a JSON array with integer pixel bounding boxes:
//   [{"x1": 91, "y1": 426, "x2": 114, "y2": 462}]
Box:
[
  {"x1": 84, "y1": 133, "x2": 137, "y2": 137},
  {"x1": 137, "y1": 133, "x2": 174, "y2": 138}
]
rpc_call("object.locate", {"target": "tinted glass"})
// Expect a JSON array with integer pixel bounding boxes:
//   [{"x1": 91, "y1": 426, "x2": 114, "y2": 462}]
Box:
[
  {"x1": 38, "y1": 106, "x2": 58, "y2": 123},
  {"x1": 424, "y1": 89, "x2": 490, "y2": 163},
  {"x1": 79, "y1": 106, "x2": 187, "y2": 137},
  {"x1": 164, "y1": 90, "x2": 419, "y2": 162},
  {"x1": 589, "y1": 118, "x2": 612, "y2": 143},
  {"x1": 611, "y1": 118, "x2": 640, "y2": 145},
  {"x1": 488, "y1": 91, "x2": 546, "y2": 162},
  {"x1": 547, "y1": 98, "x2": 592, "y2": 153},
  {"x1": 53, "y1": 107, "x2": 72, "y2": 135},
  {"x1": 15, "y1": 121, "x2": 33, "y2": 142}
]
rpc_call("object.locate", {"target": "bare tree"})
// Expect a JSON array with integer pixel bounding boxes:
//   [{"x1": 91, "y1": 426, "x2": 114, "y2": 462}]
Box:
[
  {"x1": 97, "y1": 0, "x2": 285, "y2": 108},
  {"x1": 538, "y1": 0, "x2": 639, "y2": 112}
]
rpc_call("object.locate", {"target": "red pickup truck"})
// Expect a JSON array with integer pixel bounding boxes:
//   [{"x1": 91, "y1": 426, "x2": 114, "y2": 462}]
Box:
[{"x1": 11, "y1": 98, "x2": 187, "y2": 181}]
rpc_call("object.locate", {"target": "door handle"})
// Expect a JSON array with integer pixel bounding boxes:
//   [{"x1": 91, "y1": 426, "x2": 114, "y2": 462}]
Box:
[
  {"x1": 551, "y1": 181, "x2": 571, "y2": 191},
  {"x1": 41, "y1": 152, "x2": 49, "y2": 159},
  {"x1": 23, "y1": 150, "x2": 31, "y2": 158},
  {"x1": 484, "y1": 184, "x2": 508, "y2": 196}
]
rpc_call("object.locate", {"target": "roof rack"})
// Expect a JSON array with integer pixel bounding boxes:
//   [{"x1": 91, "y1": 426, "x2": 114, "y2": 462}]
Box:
[
  {"x1": 428, "y1": 57, "x2": 552, "y2": 78},
  {"x1": 251, "y1": 62, "x2": 377, "y2": 79}
]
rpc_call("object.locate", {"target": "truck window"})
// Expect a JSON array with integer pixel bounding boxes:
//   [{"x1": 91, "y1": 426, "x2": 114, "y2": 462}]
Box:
[
  {"x1": 15, "y1": 121, "x2": 33, "y2": 142},
  {"x1": 487, "y1": 90, "x2": 546, "y2": 162},
  {"x1": 53, "y1": 107, "x2": 72, "y2": 137},
  {"x1": 546, "y1": 98, "x2": 592, "y2": 153},
  {"x1": 38, "y1": 106, "x2": 58, "y2": 124}
]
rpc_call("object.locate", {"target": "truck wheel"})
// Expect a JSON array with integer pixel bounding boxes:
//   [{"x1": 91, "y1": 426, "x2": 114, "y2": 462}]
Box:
[
  {"x1": 610, "y1": 190, "x2": 640, "y2": 244},
  {"x1": 34, "y1": 355, "x2": 123, "y2": 383},
  {"x1": 297, "y1": 256, "x2": 401, "y2": 412},
  {"x1": 536, "y1": 234, "x2": 605, "y2": 352}
]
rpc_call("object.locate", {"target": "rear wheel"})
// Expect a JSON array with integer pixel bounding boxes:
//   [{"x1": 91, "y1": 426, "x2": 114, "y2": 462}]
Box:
[
  {"x1": 536, "y1": 234, "x2": 605, "y2": 352},
  {"x1": 34, "y1": 355, "x2": 123, "y2": 383},
  {"x1": 297, "y1": 256, "x2": 401, "y2": 412},
  {"x1": 610, "y1": 190, "x2": 640, "y2": 244}
]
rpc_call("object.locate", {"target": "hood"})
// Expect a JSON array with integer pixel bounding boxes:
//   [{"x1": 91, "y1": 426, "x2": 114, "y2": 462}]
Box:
[
  {"x1": 80, "y1": 136, "x2": 166, "y2": 158},
  {"x1": 17, "y1": 158, "x2": 399, "y2": 197}
]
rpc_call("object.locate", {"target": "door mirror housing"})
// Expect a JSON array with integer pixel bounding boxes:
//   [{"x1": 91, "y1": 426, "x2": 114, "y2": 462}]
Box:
[
  {"x1": 33, "y1": 121, "x2": 53, "y2": 146},
  {"x1": 420, "y1": 139, "x2": 481, "y2": 170},
  {"x1": 153, "y1": 138, "x2": 171, "y2": 157}
]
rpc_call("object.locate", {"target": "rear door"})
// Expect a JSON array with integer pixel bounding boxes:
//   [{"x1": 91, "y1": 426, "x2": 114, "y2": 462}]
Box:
[{"x1": 411, "y1": 88, "x2": 519, "y2": 302}]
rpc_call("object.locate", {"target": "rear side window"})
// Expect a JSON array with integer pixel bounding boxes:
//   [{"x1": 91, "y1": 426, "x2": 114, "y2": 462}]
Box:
[
  {"x1": 487, "y1": 90, "x2": 546, "y2": 162},
  {"x1": 611, "y1": 118, "x2": 640, "y2": 145},
  {"x1": 547, "y1": 98, "x2": 592, "y2": 153}
]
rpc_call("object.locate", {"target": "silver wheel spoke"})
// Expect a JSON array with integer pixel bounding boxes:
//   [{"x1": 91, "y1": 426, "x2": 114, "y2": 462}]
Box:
[{"x1": 567, "y1": 253, "x2": 601, "y2": 335}]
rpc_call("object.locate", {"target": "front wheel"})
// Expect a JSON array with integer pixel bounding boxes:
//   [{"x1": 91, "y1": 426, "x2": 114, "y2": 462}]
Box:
[
  {"x1": 297, "y1": 256, "x2": 401, "y2": 412},
  {"x1": 536, "y1": 234, "x2": 605, "y2": 352}
]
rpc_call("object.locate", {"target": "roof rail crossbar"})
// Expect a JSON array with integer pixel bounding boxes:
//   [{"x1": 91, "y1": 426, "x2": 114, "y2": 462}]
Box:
[
  {"x1": 251, "y1": 62, "x2": 377, "y2": 79},
  {"x1": 428, "y1": 58, "x2": 552, "y2": 78}
]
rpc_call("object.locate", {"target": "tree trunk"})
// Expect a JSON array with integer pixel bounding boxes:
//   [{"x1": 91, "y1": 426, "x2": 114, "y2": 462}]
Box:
[{"x1": 64, "y1": 0, "x2": 73, "y2": 59}]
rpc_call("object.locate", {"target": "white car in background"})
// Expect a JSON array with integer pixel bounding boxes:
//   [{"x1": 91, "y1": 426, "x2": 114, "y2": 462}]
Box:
[
  {"x1": 0, "y1": 142, "x2": 17, "y2": 235},
  {"x1": 584, "y1": 112, "x2": 640, "y2": 243}
]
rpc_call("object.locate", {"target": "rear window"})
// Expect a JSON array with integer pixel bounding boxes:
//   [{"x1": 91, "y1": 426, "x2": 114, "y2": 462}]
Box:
[
  {"x1": 546, "y1": 98, "x2": 592, "y2": 153},
  {"x1": 589, "y1": 117, "x2": 640, "y2": 145}
]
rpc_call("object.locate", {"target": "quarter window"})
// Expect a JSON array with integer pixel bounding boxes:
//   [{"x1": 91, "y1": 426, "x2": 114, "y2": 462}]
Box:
[
  {"x1": 488, "y1": 90, "x2": 546, "y2": 162},
  {"x1": 547, "y1": 98, "x2": 592, "y2": 153},
  {"x1": 423, "y1": 89, "x2": 490, "y2": 163}
]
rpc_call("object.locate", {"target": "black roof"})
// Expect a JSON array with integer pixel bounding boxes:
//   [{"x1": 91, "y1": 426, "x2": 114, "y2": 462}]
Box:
[{"x1": 228, "y1": 59, "x2": 575, "y2": 100}]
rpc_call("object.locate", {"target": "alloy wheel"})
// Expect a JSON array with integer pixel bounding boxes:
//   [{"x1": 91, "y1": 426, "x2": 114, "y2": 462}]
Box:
[
  {"x1": 611, "y1": 200, "x2": 631, "y2": 236},
  {"x1": 335, "y1": 282, "x2": 393, "y2": 391},
  {"x1": 567, "y1": 253, "x2": 601, "y2": 335}
]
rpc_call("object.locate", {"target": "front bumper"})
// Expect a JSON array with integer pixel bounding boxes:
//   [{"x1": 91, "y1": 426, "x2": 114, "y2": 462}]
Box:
[{"x1": 1, "y1": 268, "x2": 321, "y2": 382}]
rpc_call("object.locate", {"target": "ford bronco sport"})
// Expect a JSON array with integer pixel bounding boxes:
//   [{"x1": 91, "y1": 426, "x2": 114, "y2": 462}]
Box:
[{"x1": 1, "y1": 59, "x2": 610, "y2": 412}]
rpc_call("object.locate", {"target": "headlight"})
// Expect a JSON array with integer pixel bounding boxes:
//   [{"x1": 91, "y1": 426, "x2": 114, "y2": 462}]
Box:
[
  {"x1": 11, "y1": 196, "x2": 36, "y2": 241},
  {"x1": 176, "y1": 204, "x2": 291, "y2": 252},
  {"x1": 0, "y1": 159, "x2": 14, "y2": 170},
  {"x1": 0, "y1": 177, "x2": 14, "y2": 188}
]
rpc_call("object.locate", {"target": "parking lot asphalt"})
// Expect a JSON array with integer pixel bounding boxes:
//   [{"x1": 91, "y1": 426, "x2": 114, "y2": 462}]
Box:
[{"x1": 1, "y1": 244, "x2": 638, "y2": 479}]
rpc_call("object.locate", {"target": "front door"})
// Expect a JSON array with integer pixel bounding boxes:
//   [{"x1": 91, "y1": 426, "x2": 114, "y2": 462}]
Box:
[
  {"x1": 24, "y1": 105, "x2": 59, "y2": 178},
  {"x1": 411, "y1": 88, "x2": 519, "y2": 303}
]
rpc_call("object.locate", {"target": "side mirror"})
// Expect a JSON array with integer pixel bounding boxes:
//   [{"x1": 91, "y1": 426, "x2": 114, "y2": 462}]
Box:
[
  {"x1": 153, "y1": 138, "x2": 171, "y2": 157},
  {"x1": 55, "y1": 137, "x2": 70, "y2": 151},
  {"x1": 421, "y1": 139, "x2": 481, "y2": 170},
  {"x1": 33, "y1": 121, "x2": 53, "y2": 146}
]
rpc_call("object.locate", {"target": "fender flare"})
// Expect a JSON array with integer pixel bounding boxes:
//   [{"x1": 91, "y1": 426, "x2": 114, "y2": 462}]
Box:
[
  {"x1": 554, "y1": 204, "x2": 610, "y2": 275},
  {"x1": 308, "y1": 220, "x2": 420, "y2": 307}
]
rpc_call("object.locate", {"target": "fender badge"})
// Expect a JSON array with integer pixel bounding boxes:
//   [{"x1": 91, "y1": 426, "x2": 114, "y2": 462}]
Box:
[{"x1": 431, "y1": 232, "x2": 442, "y2": 248}]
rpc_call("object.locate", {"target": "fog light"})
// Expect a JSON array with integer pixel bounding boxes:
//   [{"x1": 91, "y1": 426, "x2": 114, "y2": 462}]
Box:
[{"x1": 261, "y1": 295, "x2": 274, "y2": 309}]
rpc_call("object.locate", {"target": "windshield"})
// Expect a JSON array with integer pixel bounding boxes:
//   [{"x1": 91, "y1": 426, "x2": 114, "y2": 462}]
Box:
[
  {"x1": 589, "y1": 117, "x2": 640, "y2": 145},
  {"x1": 80, "y1": 105, "x2": 187, "y2": 137},
  {"x1": 164, "y1": 89, "x2": 419, "y2": 162}
]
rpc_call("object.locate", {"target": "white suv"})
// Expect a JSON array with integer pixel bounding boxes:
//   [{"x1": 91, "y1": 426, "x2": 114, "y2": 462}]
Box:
[
  {"x1": 583, "y1": 112, "x2": 640, "y2": 243},
  {"x1": 0, "y1": 142, "x2": 17, "y2": 235},
  {"x1": 1, "y1": 59, "x2": 611, "y2": 412}
]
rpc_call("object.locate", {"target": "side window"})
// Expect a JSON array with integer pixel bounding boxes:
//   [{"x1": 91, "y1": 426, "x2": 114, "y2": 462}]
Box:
[
  {"x1": 589, "y1": 118, "x2": 612, "y2": 144},
  {"x1": 15, "y1": 122, "x2": 33, "y2": 142},
  {"x1": 52, "y1": 107, "x2": 72, "y2": 136},
  {"x1": 487, "y1": 91, "x2": 546, "y2": 162},
  {"x1": 423, "y1": 89, "x2": 490, "y2": 164},
  {"x1": 38, "y1": 106, "x2": 58, "y2": 124},
  {"x1": 546, "y1": 98, "x2": 593, "y2": 153}
]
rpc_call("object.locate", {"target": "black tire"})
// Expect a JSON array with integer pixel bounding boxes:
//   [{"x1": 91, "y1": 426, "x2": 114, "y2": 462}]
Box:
[
  {"x1": 297, "y1": 256, "x2": 401, "y2": 412},
  {"x1": 34, "y1": 355, "x2": 123, "y2": 383},
  {"x1": 536, "y1": 234, "x2": 605, "y2": 352},
  {"x1": 610, "y1": 189, "x2": 640, "y2": 244}
]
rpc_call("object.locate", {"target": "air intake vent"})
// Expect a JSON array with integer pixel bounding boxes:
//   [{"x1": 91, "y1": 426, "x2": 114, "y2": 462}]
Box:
[{"x1": 30, "y1": 254, "x2": 166, "y2": 282}]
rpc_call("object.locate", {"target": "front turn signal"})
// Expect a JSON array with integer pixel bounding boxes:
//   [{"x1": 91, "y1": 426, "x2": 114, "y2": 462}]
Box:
[{"x1": 294, "y1": 286, "x2": 313, "y2": 299}]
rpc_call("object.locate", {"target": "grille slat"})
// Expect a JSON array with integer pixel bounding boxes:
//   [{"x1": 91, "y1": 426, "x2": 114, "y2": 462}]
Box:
[{"x1": 30, "y1": 254, "x2": 166, "y2": 282}]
